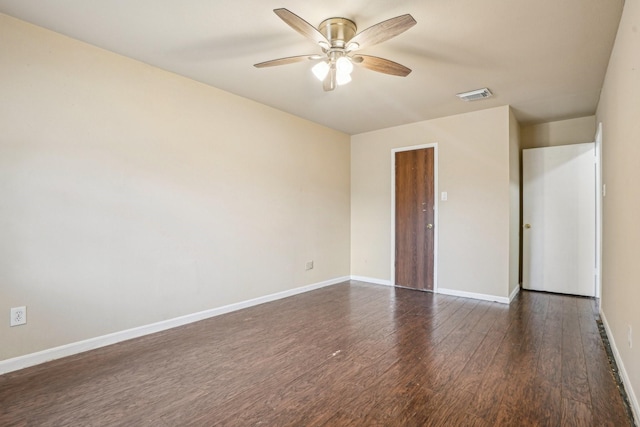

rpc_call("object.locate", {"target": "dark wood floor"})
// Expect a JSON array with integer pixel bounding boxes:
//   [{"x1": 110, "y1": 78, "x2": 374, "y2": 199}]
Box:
[{"x1": 0, "y1": 281, "x2": 634, "y2": 426}]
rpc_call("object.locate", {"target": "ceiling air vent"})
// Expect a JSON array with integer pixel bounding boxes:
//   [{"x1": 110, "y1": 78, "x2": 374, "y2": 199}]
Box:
[{"x1": 456, "y1": 87, "x2": 493, "y2": 101}]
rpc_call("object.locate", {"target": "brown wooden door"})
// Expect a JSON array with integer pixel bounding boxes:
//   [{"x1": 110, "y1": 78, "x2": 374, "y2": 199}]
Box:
[{"x1": 395, "y1": 147, "x2": 435, "y2": 291}]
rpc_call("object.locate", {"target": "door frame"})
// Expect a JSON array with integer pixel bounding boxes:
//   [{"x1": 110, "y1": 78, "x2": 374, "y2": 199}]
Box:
[
  {"x1": 595, "y1": 122, "x2": 603, "y2": 299},
  {"x1": 390, "y1": 143, "x2": 439, "y2": 291}
]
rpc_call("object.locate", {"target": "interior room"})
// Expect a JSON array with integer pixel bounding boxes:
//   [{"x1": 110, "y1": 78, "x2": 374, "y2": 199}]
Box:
[{"x1": 1, "y1": 0, "x2": 638, "y2": 425}]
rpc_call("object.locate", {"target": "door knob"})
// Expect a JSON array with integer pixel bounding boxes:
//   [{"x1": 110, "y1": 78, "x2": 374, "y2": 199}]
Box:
[
  {"x1": 524, "y1": 224, "x2": 531, "y2": 229},
  {"x1": 427, "y1": 223, "x2": 433, "y2": 229}
]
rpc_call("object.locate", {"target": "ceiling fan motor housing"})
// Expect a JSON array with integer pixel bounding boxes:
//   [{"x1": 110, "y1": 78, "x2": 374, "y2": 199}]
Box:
[{"x1": 318, "y1": 18, "x2": 357, "y2": 48}]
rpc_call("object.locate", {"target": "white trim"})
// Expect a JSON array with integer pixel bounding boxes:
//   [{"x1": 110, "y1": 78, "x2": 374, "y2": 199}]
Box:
[
  {"x1": 0, "y1": 276, "x2": 349, "y2": 375},
  {"x1": 509, "y1": 285, "x2": 520, "y2": 303},
  {"x1": 600, "y1": 310, "x2": 640, "y2": 425},
  {"x1": 595, "y1": 122, "x2": 603, "y2": 299},
  {"x1": 437, "y1": 287, "x2": 510, "y2": 304},
  {"x1": 350, "y1": 275, "x2": 393, "y2": 287},
  {"x1": 351, "y1": 277, "x2": 517, "y2": 305},
  {"x1": 391, "y1": 143, "x2": 439, "y2": 291}
]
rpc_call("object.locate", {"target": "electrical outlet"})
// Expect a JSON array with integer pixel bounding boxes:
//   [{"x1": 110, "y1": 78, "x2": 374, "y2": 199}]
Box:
[
  {"x1": 628, "y1": 325, "x2": 633, "y2": 348},
  {"x1": 305, "y1": 260, "x2": 314, "y2": 270},
  {"x1": 10, "y1": 306, "x2": 27, "y2": 327}
]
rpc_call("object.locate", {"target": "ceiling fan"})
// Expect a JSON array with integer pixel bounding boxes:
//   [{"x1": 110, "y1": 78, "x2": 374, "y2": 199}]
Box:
[{"x1": 254, "y1": 8, "x2": 417, "y2": 91}]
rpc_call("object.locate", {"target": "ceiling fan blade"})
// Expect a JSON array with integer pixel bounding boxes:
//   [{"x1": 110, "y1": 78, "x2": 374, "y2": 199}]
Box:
[
  {"x1": 254, "y1": 55, "x2": 318, "y2": 68},
  {"x1": 274, "y1": 8, "x2": 329, "y2": 48},
  {"x1": 323, "y1": 64, "x2": 337, "y2": 91},
  {"x1": 347, "y1": 14, "x2": 416, "y2": 51},
  {"x1": 354, "y1": 55, "x2": 412, "y2": 77}
]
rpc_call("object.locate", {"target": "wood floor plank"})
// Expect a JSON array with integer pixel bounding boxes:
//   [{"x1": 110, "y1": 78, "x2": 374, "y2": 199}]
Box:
[
  {"x1": 561, "y1": 300, "x2": 593, "y2": 406},
  {"x1": 418, "y1": 389, "x2": 489, "y2": 427},
  {"x1": 0, "y1": 283, "x2": 633, "y2": 426},
  {"x1": 452, "y1": 331, "x2": 516, "y2": 423},
  {"x1": 582, "y1": 331, "x2": 633, "y2": 427},
  {"x1": 537, "y1": 295, "x2": 564, "y2": 384},
  {"x1": 562, "y1": 397, "x2": 594, "y2": 427},
  {"x1": 450, "y1": 328, "x2": 505, "y2": 396}
]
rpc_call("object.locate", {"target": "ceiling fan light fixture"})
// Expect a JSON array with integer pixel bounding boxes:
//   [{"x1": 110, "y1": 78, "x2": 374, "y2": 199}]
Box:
[
  {"x1": 312, "y1": 61, "x2": 330, "y2": 81},
  {"x1": 336, "y1": 72, "x2": 352, "y2": 86},
  {"x1": 336, "y1": 56, "x2": 354, "y2": 75},
  {"x1": 335, "y1": 56, "x2": 353, "y2": 86}
]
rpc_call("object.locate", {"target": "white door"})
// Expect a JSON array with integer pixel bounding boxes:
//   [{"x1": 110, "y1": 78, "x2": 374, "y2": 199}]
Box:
[{"x1": 522, "y1": 143, "x2": 596, "y2": 297}]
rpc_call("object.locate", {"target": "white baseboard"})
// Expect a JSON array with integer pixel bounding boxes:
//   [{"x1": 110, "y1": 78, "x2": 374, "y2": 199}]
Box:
[
  {"x1": 437, "y1": 287, "x2": 510, "y2": 304},
  {"x1": 599, "y1": 310, "x2": 640, "y2": 426},
  {"x1": 350, "y1": 277, "x2": 514, "y2": 305},
  {"x1": 350, "y1": 275, "x2": 393, "y2": 286},
  {"x1": 0, "y1": 276, "x2": 349, "y2": 375},
  {"x1": 509, "y1": 285, "x2": 520, "y2": 303}
]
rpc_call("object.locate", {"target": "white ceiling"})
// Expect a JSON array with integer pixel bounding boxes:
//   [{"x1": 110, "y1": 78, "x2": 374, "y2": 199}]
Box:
[{"x1": 0, "y1": 0, "x2": 624, "y2": 135}]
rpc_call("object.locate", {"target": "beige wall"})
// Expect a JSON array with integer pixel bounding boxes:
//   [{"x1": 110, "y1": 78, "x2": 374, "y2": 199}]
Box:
[
  {"x1": 0, "y1": 14, "x2": 351, "y2": 361},
  {"x1": 351, "y1": 106, "x2": 514, "y2": 300},
  {"x1": 596, "y1": 0, "x2": 640, "y2": 417},
  {"x1": 521, "y1": 116, "x2": 596, "y2": 149}
]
